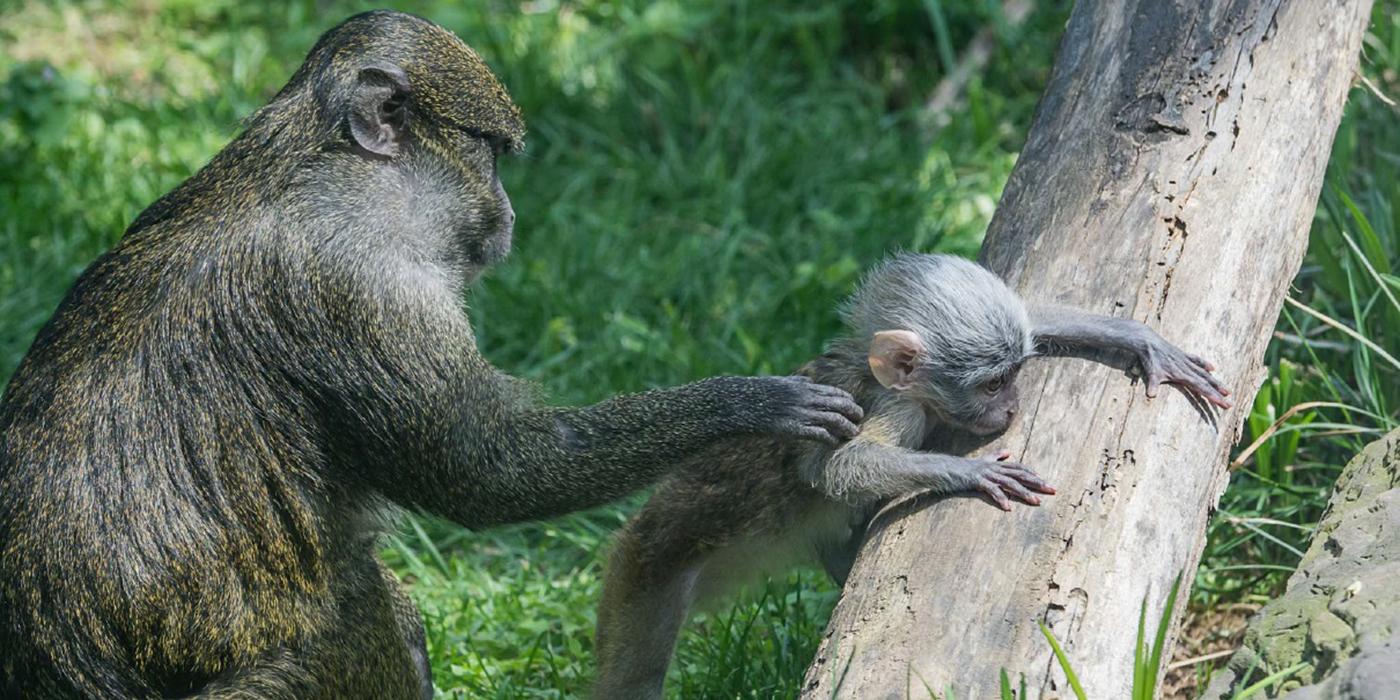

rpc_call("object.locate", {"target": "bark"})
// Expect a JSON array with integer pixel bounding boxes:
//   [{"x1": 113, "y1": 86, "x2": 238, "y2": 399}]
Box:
[
  {"x1": 1200, "y1": 430, "x2": 1400, "y2": 700},
  {"x1": 802, "y1": 2, "x2": 1373, "y2": 698}
]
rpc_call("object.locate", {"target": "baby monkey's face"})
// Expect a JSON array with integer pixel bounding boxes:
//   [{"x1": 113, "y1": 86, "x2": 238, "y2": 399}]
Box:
[
  {"x1": 868, "y1": 329, "x2": 1023, "y2": 436},
  {"x1": 950, "y1": 367, "x2": 1021, "y2": 435}
]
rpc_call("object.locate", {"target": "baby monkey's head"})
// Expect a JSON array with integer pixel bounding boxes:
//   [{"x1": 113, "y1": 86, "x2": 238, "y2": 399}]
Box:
[{"x1": 842, "y1": 253, "x2": 1034, "y2": 435}]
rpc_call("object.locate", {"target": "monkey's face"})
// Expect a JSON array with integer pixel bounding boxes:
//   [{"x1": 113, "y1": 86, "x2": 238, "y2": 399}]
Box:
[
  {"x1": 403, "y1": 22, "x2": 524, "y2": 269},
  {"x1": 939, "y1": 368, "x2": 1021, "y2": 436},
  {"x1": 406, "y1": 53, "x2": 522, "y2": 269},
  {"x1": 422, "y1": 128, "x2": 517, "y2": 267},
  {"x1": 318, "y1": 12, "x2": 525, "y2": 271},
  {"x1": 868, "y1": 329, "x2": 1023, "y2": 436},
  {"x1": 474, "y1": 151, "x2": 515, "y2": 266}
]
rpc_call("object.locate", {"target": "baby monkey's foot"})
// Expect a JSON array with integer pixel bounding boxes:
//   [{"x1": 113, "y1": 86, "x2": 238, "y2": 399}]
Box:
[{"x1": 974, "y1": 450, "x2": 1056, "y2": 511}]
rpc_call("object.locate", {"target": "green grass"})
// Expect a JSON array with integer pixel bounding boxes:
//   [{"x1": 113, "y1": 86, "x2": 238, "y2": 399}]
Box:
[
  {"x1": 1036, "y1": 573, "x2": 1303, "y2": 699},
  {"x1": 1, "y1": 1, "x2": 1396, "y2": 697}
]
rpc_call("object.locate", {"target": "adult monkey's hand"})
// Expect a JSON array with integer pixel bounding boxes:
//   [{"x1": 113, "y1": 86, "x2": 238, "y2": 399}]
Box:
[{"x1": 708, "y1": 375, "x2": 863, "y2": 447}]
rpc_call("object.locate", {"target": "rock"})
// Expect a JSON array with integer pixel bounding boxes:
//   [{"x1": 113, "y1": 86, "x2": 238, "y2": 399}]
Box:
[{"x1": 1202, "y1": 430, "x2": 1400, "y2": 699}]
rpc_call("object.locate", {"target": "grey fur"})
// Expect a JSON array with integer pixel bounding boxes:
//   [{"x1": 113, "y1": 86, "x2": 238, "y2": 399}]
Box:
[
  {"x1": 841, "y1": 253, "x2": 1033, "y2": 415},
  {"x1": 594, "y1": 253, "x2": 1052, "y2": 700},
  {"x1": 595, "y1": 251, "x2": 1233, "y2": 700}
]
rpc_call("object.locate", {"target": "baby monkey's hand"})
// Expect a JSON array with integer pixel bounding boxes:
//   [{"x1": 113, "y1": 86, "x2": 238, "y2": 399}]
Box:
[
  {"x1": 1131, "y1": 328, "x2": 1232, "y2": 409},
  {"x1": 972, "y1": 450, "x2": 1056, "y2": 511}
]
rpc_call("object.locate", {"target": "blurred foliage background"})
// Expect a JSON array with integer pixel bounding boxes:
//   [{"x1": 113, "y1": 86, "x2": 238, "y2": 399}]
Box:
[{"x1": 0, "y1": 1, "x2": 1396, "y2": 697}]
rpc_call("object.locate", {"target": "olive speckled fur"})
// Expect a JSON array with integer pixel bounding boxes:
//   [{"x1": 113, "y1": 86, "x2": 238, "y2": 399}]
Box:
[{"x1": 0, "y1": 11, "x2": 861, "y2": 699}]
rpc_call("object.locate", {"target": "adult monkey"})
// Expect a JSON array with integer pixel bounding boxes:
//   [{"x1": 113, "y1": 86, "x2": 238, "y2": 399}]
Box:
[{"x1": 0, "y1": 11, "x2": 862, "y2": 699}]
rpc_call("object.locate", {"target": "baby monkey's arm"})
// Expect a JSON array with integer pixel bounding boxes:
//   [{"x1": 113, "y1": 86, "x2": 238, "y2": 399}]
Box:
[
  {"x1": 810, "y1": 403, "x2": 1054, "y2": 511},
  {"x1": 1029, "y1": 306, "x2": 1232, "y2": 408}
]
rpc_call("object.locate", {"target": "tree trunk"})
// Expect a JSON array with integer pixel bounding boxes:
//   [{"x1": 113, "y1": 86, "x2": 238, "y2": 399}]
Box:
[
  {"x1": 802, "y1": 2, "x2": 1373, "y2": 698},
  {"x1": 1200, "y1": 430, "x2": 1400, "y2": 700}
]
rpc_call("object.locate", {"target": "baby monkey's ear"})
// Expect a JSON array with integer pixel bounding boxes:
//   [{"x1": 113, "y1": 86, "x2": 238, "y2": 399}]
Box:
[{"x1": 869, "y1": 330, "x2": 925, "y2": 391}]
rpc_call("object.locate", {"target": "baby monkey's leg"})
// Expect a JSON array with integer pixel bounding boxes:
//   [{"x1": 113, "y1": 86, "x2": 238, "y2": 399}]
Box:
[
  {"x1": 816, "y1": 530, "x2": 863, "y2": 586},
  {"x1": 594, "y1": 527, "x2": 701, "y2": 700}
]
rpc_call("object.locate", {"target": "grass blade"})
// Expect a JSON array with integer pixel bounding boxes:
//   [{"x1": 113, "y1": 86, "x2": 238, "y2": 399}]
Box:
[
  {"x1": 407, "y1": 514, "x2": 451, "y2": 576},
  {"x1": 1133, "y1": 594, "x2": 1148, "y2": 700},
  {"x1": 1038, "y1": 622, "x2": 1087, "y2": 700},
  {"x1": 921, "y1": 0, "x2": 958, "y2": 76},
  {"x1": 1143, "y1": 573, "x2": 1184, "y2": 697},
  {"x1": 1285, "y1": 297, "x2": 1400, "y2": 372},
  {"x1": 1232, "y1": 662, "x2": 1308, "y2": 699},
  {"x1": 1337, "y1": 189, "x2": 1392, "y2": 275}
]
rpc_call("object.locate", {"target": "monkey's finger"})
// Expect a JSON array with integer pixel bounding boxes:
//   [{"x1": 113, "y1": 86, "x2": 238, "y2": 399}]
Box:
[
  {"x1": 812, "y1": 387, "x2": 861, "y2": 408},
  {"x1": 993, "y1": 461, "x2": 1033, "y2": 477},
  {"x1": 802, "y1": 378, "x2": 850, "y2": 397},
  {"x1": 1194, "y1": 382, "x2": 1234, "y2": 409},
  {"x1": 805, "y1": 410, "x2": 861, "y2": 440},
  {"x1": 1145, "y1": 374, "x2": 1162, "y2": 398},
  {"x1": 818, "y1": 409, "x2": 862, "y2": 437},
  {"x1": 1001, "y1": 466, "x2": 1056, "y2": 494},
  {"x1": 807, "y1": 378, "x2": 852, "y2": 394},
  {"x1": 1175, "y1": 366, "x2": 1233, "y2": 408},
  {"x1": 978, "y1": 482, "x2": 1013, "y2": 512},
  {"x1": 1186, "y1": 352, "x2": 1216, "y2": 372},
  {"x1": 789, "y1": 424, "x2": 842, "y2": 447},
  {"x1": 1197, "y1": 366, "x2": 1234, "y2": 402},
  {"x1": 805, "y1": 392, "x2": 865, "y2": 423},
  {"x1": 1161, "y1": 374, "x2": 1231, "y2": 409},
  {"x1": 989, "y1": 474, "x2": 1041, "y2": 506},
  {"x1": 994, "y1": 449, "x2": 1012, "y2": 461},
  {"x1": 992, "y1": 464, "x2": 1053, "y2": 493}
]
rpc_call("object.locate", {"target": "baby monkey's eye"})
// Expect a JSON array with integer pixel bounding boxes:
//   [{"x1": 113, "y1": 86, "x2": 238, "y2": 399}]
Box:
[{"x1": 983, "y1": 377, "x2": 1005, "y2": 394}]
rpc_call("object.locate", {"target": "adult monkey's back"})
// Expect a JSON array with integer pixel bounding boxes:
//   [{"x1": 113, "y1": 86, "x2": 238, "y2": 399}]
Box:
[{"x1": 0, "y1": 11, "x2": 861, "y2": 699}]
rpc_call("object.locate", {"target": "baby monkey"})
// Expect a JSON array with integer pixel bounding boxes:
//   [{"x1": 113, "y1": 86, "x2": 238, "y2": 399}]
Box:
[{"x1": 593, "y1": 254, "x2": 1231, "y2": 699}]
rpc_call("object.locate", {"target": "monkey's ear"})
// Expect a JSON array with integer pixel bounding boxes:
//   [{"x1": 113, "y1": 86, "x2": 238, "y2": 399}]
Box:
[
  {"x1": 869, "y1": 330, "x2": 925, "y2": 391},
  {"x1": 349, "y1": 64, "x2": 411, "y2": 157}
]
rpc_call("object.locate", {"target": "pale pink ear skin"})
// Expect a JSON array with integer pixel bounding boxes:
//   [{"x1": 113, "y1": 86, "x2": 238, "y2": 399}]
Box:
[{"x1": 868, "y1": 329, "x2": 925, "y2": 391}]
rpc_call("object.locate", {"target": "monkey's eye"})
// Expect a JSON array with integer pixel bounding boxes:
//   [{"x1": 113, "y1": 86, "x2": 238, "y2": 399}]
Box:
[
  {"x1": 983, "y1": 377, "x2": 1005, "y2": 395},
  {"x1": 487, "y1": 135, "x2": 509, "y2": 158}
]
